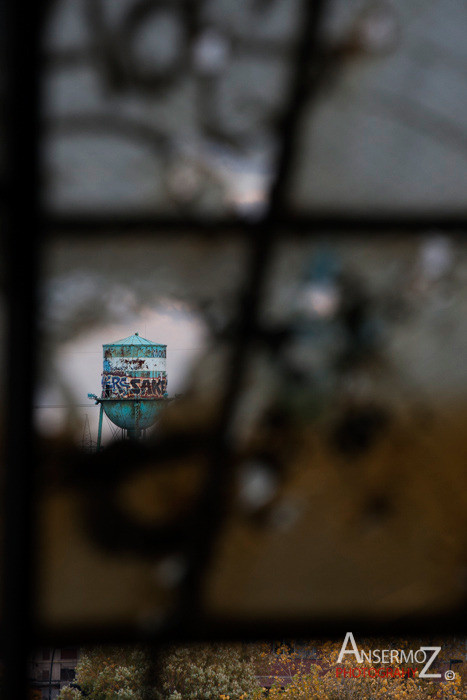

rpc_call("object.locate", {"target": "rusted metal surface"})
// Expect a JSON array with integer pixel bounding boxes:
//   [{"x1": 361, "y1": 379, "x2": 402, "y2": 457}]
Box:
[
  {"x1": 87, "y1": 333, "x2": 170, "y2": 437},
  {"x1": 101, "y1": 398, "x2": 165, "y2": 433},
  {"x1": 101, "y1": 333, "x2": 168, "y2": 400}
]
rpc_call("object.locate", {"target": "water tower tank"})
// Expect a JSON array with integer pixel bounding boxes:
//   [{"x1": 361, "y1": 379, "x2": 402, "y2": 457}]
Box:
[{"x1": 99, "y1": 332, "x2": 168, "y2": 438}]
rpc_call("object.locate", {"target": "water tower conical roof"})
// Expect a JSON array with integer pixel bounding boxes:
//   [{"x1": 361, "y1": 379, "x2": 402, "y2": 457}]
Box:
[{"x1": 104, "y1": 332, "x2": 165, "y2": 346}]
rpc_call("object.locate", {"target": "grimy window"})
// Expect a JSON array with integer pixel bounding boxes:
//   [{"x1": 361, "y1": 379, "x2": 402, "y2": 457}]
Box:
[{"x1": 3, "y1": 0, "x2": 467, "y2": 698}]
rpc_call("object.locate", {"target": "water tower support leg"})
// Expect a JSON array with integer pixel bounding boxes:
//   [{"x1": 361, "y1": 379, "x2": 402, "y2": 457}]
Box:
[{"x1": 96, "y1": 403, "x2": 104, "y2": 451}]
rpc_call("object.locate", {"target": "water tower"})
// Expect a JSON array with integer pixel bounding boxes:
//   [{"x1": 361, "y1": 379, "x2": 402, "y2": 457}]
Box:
[{"x1": 88, "y1": 332, "x2": 168, "y2": 447}]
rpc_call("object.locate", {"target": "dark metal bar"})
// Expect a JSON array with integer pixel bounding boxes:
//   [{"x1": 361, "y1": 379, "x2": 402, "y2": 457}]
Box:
[
  {"x1": 48, "y1": 648, "x2": 56, "y2": 700},
  {"x1": 2, "y1": 0, "x2": 44, "y2": 697},
  {"x1": 176, "y1": 0, "x2": 330, "y2": 624},
  {"x1": 45, "y1": 213, "x2": 467, "y2": 237},
  {"x1": 35, "y1": 606, "x2": 467, "y2": 648}
]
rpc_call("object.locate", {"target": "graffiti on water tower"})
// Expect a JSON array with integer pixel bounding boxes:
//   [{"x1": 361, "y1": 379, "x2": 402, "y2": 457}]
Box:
[
  {"x1": 102, "y1": 373, "x2": 168, "y2": 398},
  {"x1": 103, "y1": 350, "x2": 166, "y2": 374}
]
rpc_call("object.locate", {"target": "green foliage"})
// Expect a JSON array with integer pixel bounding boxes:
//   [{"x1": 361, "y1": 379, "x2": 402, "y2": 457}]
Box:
[
  {"x1": 155, "y1": 643, "x2": 262, "y2": 700},
  {"x1": 58, "y1": 646, "x2": 150, "y2": 700},
  {"x1": 57, "y1": 687, "x2": 83, "y2": 700},
  {"x1": 57, "y1": 644, "x2": 262, "y2": 700}
]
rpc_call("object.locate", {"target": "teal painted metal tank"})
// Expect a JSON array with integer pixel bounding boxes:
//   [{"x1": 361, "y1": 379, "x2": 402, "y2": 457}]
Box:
[
  {"x1": 100, "y1": 399, "x2": 163, "y2": 435},
  {"x1": 98, "y1": 332, "x2": 168, "y2": 439}
]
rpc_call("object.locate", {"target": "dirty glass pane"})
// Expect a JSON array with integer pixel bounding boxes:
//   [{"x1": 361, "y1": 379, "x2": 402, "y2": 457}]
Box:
[
  {"x1": 36, "y1": 234, "x2": 247, "y2": 628},
  {"x1": 37, "y1": 232, "x2": 467, "y2": 629},
  {"x1": 289, "y1": 0, "x2": 467, "y2": 213},
  {"x1": 42, "y1": 0, "x2": 304, "y2": 217},
  {"x1": 201, "y1": 234, "x2": 467, "y2": 620},
  {"x1": 37, "y1": 235, "x2": 246, "y2": 445}
]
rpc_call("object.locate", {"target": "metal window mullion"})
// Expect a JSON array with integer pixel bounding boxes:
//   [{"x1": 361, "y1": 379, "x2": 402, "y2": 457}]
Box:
[
  {"x1": 2, "y1": 1, "x2": 44, "y2": 698},
  {"x1": 175, "y1": 0, "x2": 330, "y2": 625}
]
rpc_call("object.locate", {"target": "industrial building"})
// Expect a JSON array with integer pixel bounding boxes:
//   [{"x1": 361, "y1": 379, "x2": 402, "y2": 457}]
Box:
[{"x1": 29, "y1": 648, "x2": 79, "y2": 699}]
